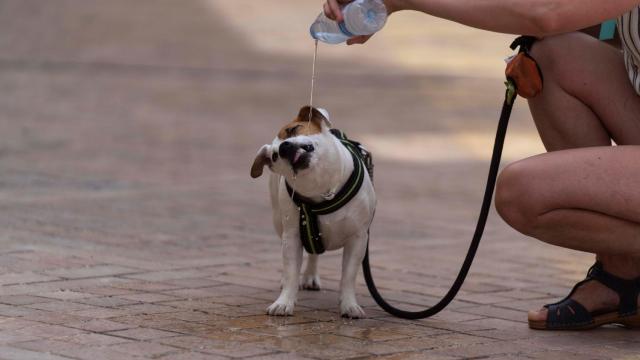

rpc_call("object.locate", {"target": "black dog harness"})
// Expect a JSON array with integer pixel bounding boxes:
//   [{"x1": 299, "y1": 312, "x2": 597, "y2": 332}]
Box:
[{"x1": 285, "y1": 129, "x2": 373, "y2": 254}]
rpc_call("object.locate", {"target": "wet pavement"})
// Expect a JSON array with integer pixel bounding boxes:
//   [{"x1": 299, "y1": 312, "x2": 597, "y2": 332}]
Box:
[{"x1": 0, "y1": 1, "x2": 638, "y2": 359}]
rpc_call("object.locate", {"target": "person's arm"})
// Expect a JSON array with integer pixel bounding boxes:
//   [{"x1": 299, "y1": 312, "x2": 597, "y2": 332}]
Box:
[
  {"x1": 392, "y1": 0, "x2": 639, "y2": 37},
  {"x1": 325, "y1": 0, "x2": 640, "y2": 44}
]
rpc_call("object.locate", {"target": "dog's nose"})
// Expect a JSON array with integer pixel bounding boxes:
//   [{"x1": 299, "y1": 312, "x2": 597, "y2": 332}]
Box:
[
  {"x1": 279, "y1": 141, "x2": 296, "y2": 157},
  {"x1": 301, "y1": 144, "x2": 314, "y2": 153}
]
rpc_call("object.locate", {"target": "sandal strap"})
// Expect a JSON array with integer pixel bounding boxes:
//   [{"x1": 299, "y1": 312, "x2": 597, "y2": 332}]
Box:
[
  {"x1": 542, "y1": 268, "x2": 596, "y2": 309},
  {"x1": 588, "y1": 262, "x2": 640, "y2": 316},
  {"x1": 544, "y1": 298, "x2": 593, "y2": 329}
]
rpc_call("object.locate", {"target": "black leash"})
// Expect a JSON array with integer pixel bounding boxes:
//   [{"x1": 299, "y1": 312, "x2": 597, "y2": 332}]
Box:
[
  {"x1": 362, "y1": 36, "x2": 542, "y2": 320},
  {"x1": 362, "y1": 84, "x2": 516, "y2": 319}
]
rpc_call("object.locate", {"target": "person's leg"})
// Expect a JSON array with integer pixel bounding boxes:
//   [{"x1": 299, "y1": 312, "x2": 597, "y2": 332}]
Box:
[
  {"x1": 497, "y1": 147, "x2": 640, "y2": 255},
  {"x1": 496, "y1": 147, "x2": 640, "y2": 319},
  {"x1": 528, "y1": 32, "x2": 640, "y2": 150},
  {"x1": 496, "y1": 32, "x2": 640, "y2": 323}
]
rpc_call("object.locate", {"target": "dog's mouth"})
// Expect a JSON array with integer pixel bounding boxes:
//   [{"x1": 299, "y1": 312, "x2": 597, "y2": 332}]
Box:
[
  {"x1": 290, "y1": 149, "x2": 312, "y2": 173},
  {"x1": 279, "y1": 143, "x2": 314, "y2": 173}
]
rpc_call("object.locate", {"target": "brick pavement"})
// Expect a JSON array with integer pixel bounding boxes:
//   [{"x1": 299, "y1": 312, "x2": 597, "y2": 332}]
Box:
[{"x1": 0, "y1": 1, "x2": 638, "y2": 359}]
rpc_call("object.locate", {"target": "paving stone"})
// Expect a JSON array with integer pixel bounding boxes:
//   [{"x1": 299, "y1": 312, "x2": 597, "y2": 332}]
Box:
[
  {"x1": 158, "y1": 351, "x2": 229, "y2": 360},
  {"x1": 44, "y1": 346, "x2": 139, "y2": 360},
  {"x1": 62, "y1": 333, "x2": 131, "y2": 346},
  {"x1": 107, "y1": 327, "x2": 181, "y2": 340},
  {"x1": 26, "y1": 301, "x2": 100, "y2": 313},
  {"x1": 123, "y1": 270, "x2": 211, "y2": 282},
  {"x1": 116, "y1": 292, "x2": 180, "y2": 303},
  {"x1": 0, "y1": 329, "x2": 43, "y2": 345},
  {"x1": 455, "y1": 304, "x2": 529, "y2": 323},
  {"x1": 117, "y1": 303, "x2": 179, "y2": 315},
  {"x1": 0, "y1": 273, "x2": 60, "y2": 286},
  {"x1": 0, "y1": 346, "x2": 72, "y2": 360},
  {"x1": 0, "y1": 304, "x2": 42, "y2": 317},
  {"x1": 240, "y1": 353, "x2": 316, "y2": 360},
  {"x1": 255, "y1": 335, "x2": 370, "y2": 359},
  {"x1": 109, "y1": 280, "x2": 184, "y2": 292},
  {"x1": 43, "y1": 265, "x2": 140, "y2": 279},
  {"x1": 160, "y1": 278, "x2": 225, "y2": 289},
  {"x1": 36, "y1": 290, "x2": 95, "y2": 301},
  {"x1": 0, "y1": 318, "x2": 42, "y2": 332},
  {"x1": 72, "y1": 296, "x2": 140, "y2": 307},
  {"x1": 0, "y1": 1, "x2": 636, "y2": 359},
  {"x1": 151, "y1": 320, "x2": 221, "y2": 335},
  {"x1": 161, "y1": 287, "x2": 234, "y2": 300},
  {"x1": 160, "y1": 335, "x2": 276, "y2": 358},
  {"x1": 105, "y1": 341, "x2": 180, "y2": 357},
  {"x1": 63, "y1": 319, "x2": 133, "y2": 332},
  {"x1": 13, "y1": 324, "x2": 86, "y2": 339},
  {"x1": 21, "y1": 311, "x2": 92, "y2": 326},
  {"x1": 370, "y1": 352, "x2": 461, "y2": 360},
  {"x1": 0, "y1": 295, "x2": 54, "y2": 306},
  {"x1": 70, "y1": 307, "x2": 133, "y2": 319}
]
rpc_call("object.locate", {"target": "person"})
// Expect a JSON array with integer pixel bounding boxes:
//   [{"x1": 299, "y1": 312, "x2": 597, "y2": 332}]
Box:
[{"x1": 324, "y1": 0, "x2": 640, "y2": 330}]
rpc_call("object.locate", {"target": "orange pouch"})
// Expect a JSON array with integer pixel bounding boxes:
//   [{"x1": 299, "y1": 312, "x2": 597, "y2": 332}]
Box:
[{"x1": 505, "y1": 52, "x2": 543, "y2": 98}]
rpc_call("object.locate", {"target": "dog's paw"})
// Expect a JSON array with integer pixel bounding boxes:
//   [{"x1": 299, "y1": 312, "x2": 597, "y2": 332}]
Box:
[
  {"x1": 266, "y1": 299, "x2": 295, "y2": 316},
  {"x1": 300, "y1": 274, "x2": 321, "y2": 291},
  {"x1": 340, "y1": 301, "x2": 366, "y2": 319}
]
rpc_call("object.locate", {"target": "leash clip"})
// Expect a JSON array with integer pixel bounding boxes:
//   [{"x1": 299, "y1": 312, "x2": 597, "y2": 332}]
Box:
[{"x1": 505, "y1": 79, "x2": 517, "y2": 105}]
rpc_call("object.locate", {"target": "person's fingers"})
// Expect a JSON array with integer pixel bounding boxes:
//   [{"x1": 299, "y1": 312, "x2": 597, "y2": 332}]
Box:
[
  {"x1": 346, "y1": 35, "x2": 372, "y2": 45},
  {"x1": 323, "y1": 2, "x2": 335, "y2": 20},
  {"x1": 327, "y1": 0, "x2": 344, "y2": 22}
]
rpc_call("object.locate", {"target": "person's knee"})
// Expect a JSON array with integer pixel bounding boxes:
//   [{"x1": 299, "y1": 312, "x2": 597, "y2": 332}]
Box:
[
  {"x1": 495, "y1": 161, "x2": 539, "y2": 236},
  {"x1": 529, "y1": 32, "x2": 587, "y2": 77}
]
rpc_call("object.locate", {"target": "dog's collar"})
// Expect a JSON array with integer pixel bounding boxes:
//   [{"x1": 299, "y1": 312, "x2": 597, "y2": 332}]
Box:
[{"x1": 285, "y1": 129, "x2": 373, "y2": 255}]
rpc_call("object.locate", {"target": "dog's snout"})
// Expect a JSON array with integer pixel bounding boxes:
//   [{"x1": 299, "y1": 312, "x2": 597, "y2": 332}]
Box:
[
  {"x1": 301, "y1": 144, "x2": 314, "y2": 153},
  {"x1": 279, "y1": 141, "x2": 296, "y2": 157}
]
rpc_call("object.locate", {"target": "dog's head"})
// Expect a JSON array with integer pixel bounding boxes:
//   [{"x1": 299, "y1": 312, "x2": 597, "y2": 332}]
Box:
[{"x1": 251, "y1": 106, "x2": 335, "y2": 179}]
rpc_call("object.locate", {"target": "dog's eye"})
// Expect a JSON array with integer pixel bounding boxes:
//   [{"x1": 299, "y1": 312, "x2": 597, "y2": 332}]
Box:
[
  {"x1": 271, "y1": 152, "x2": 279, "y2": 162},
  {"x1": 286, "y1": 125, "x2": 301, "y2": 137}
]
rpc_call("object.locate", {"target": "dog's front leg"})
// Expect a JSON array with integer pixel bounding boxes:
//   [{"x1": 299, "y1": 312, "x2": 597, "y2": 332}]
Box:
[
  {"x1": 267, "y1": 232, "x2": 303, "y2": 316},
  {"x1": 339, "y1": 231, "x2": 368, "y2": 318},
  {"x1": 301, "y1": 254, "x2": 321, "y2": 291}
]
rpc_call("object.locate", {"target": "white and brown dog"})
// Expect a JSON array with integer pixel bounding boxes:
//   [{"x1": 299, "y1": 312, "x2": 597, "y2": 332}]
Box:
[{"x1": 251, "y1": 106, "x2": 376, "y2": 318}]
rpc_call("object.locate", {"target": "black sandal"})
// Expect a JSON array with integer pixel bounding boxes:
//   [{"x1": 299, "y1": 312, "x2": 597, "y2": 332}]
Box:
[{"x1": 529, "y1": 262, "x2": 640, "y2": 330}]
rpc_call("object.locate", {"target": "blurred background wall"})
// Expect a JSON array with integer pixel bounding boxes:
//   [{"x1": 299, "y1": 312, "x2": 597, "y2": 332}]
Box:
[{"x1": 0, "y1": 1, "x2": 558, "y2": 272}]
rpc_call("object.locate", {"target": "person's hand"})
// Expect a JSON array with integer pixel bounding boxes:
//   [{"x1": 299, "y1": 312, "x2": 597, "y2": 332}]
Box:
[
  {"x1": 345, "y1": 35, "x2": 373, "y2": 45},
  {"x1": 323, "y1": 0, "x2": 396, "y2": 46},
  {"x1": 323, "y1": 0, "x2": 352, "y2": 23}
]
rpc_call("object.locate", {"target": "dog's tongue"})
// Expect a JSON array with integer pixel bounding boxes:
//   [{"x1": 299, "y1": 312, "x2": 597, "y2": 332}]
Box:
[{"x1": 292, "y1": 150, "x2": 302, "y2": 164}]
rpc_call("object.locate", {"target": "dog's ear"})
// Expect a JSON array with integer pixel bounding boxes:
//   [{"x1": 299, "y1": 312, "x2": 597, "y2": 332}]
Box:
[
  {"x1": 250, "y1": 145, "x2": 271, "y2": 178},
  {"x1": 297, "y1": 106, "x2": 332, "y2": 128}
]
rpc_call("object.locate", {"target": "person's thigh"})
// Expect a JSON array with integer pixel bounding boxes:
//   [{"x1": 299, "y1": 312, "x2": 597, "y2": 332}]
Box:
[
  {"x1": 497, "y1": 145, "x2": 640, "y2": 225},
  {"x1": 530, "y1": 32, "x2": 640, "y2": 146}
]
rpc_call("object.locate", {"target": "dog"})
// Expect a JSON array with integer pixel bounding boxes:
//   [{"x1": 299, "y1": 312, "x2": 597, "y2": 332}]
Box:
[{"x1": 250, "y1": 106, "x2": 376, "y2": 318}]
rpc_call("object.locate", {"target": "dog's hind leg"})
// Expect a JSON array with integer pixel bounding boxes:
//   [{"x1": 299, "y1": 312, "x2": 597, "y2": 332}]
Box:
[
  {"x1": 301, "y1": 254, "x2": 321, "y2": 291},
  {"x1": 267, "y1": 232, "x2": 303, "y2": 316},
  {"x1": 339, "y1": 232, "x2": 368, "y2": 318}
]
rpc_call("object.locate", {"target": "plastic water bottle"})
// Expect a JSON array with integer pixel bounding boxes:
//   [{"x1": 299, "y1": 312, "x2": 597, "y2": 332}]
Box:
[{"x1": 310, "y1": 0, "x2": 388, "y2": 44}]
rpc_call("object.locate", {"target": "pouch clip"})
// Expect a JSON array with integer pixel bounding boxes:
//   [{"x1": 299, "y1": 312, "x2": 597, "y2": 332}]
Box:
[{"x1": 505, "y1": 36, "x2": 543, "y2": 99}]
